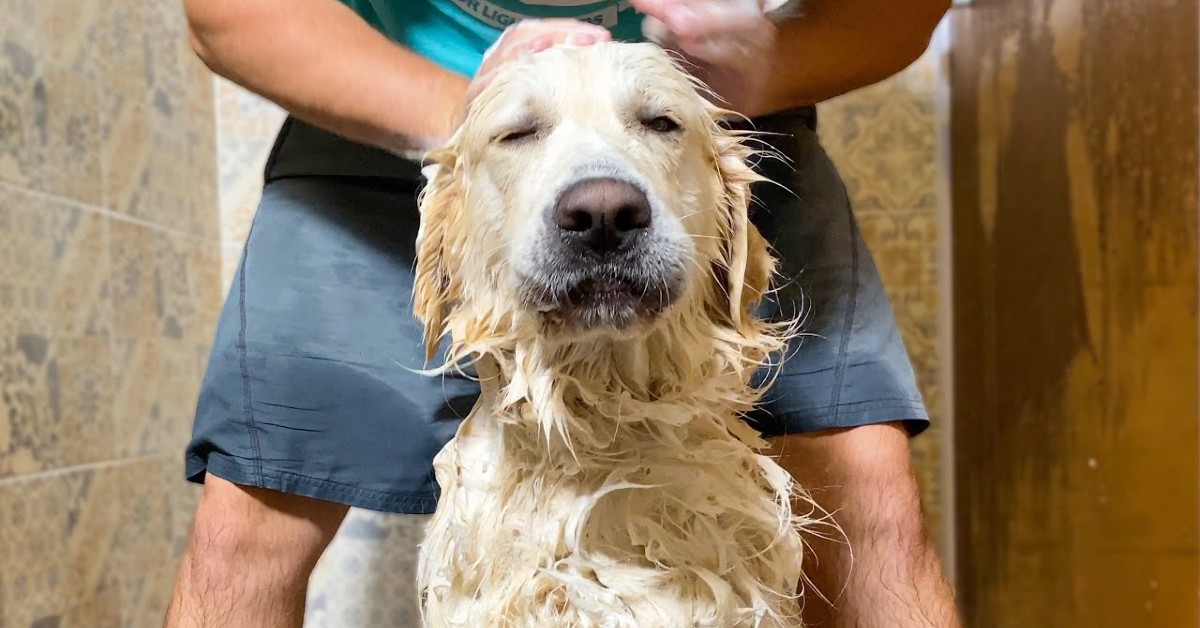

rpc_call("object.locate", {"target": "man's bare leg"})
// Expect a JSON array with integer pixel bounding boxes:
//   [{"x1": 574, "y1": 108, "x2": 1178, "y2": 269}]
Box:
[
  {"x1": 165, "y1": 475, "x2": 349, "y2": 628},
  {"x1": 769, "y1": 423, "x2": 960, "y2": 627}
]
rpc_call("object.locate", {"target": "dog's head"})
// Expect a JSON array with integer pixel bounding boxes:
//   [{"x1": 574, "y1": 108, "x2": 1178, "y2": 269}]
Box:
[{"x1": 415, "y1": 43, "x2": 776, "y2": 363}]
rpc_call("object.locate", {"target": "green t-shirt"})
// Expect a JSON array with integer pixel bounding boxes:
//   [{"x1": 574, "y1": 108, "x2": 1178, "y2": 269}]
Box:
[{"x1": 341, "y1": 0, "x2": 646, "y2": 77}]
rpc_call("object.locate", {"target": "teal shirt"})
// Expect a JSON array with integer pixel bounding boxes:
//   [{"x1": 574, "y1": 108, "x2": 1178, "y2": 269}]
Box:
[{"x1": 341, "y1": 0, "x2": 646, "y2": 77}]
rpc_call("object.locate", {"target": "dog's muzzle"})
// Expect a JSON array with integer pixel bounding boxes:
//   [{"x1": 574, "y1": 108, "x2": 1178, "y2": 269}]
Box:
[{"x1": 521, "y1": 177, "x2": 684, "y2": 330}]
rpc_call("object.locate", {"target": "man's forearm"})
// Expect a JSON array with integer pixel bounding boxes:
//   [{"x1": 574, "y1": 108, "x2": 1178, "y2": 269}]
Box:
[
  {"x1": 184, "y1": 0, "x2": 469, "y2": 156},
  {"x1": 754, "y1": 0, "x2": 951, "y2": 115}
]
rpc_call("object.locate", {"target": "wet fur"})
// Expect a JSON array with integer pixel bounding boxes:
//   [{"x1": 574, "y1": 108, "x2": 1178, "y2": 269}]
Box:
[{"x1": 413, "y1": 43, "x2": 811, "y2": 627}]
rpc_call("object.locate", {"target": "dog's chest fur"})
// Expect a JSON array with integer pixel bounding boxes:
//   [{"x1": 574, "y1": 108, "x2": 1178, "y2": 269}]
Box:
[{"x1": 417, "y1": 341, "x2": 806, "y2": 627}]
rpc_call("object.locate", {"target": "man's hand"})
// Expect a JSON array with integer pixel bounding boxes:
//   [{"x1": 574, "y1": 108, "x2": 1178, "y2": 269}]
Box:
[
  {"x1": 632, "y1": 0, "x2": 778, "y2": 113},
  {"x1": 635, "y1": 0, "x2": 950, "y2": 117},
  {"x1": 462, "y1": 19, "x2": 612, "y2": 118}
]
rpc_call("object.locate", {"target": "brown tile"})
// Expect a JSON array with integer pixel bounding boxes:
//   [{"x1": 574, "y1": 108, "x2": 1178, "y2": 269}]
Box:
[
  {"x1": 128, "y1": 107, "x2": 215, "y2": 238},
  {"x1": 0, "y1": 335, "x2": 53, "y2": 478},
  {"x1": 0, "y1": 467, "x2": 119, "y2": 624},
  {"x1": 111, "y1": 338, "x2": 200, "y2": 459}
]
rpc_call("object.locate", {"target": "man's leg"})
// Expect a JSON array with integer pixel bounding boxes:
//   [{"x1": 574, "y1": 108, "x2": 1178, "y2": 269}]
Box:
[
  {"x1": 165, "y1": 475, "x2": 349, "y2": 628},
  {"x1": 769, "y1": 424, "x2": 959, "y2": 627}
]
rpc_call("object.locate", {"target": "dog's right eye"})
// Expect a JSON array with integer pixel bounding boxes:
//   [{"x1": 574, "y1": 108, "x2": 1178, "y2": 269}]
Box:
[
  {"x1": 642, "y1": 116, "x2": 681, "y2": 134},
  {"x1": 497, "y1": 126, "x2": 539, "y2": 144}
]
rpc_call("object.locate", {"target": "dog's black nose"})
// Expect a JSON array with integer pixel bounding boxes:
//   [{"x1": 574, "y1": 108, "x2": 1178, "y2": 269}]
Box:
[{"x1": 553, "y1": 178, "x2": 652, "y2": 255}]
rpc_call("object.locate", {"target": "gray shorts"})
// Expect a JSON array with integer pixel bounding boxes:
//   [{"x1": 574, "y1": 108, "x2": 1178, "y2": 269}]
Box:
[{"x1": 186, "y1": 109, "x2": 928, "y2": 514}]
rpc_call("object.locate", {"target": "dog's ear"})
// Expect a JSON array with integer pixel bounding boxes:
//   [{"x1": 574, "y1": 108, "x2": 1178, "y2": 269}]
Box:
[
  {"x1": 709, "y1": 121, "x2": 776, "y2": 332},
  {"x1": 414, "y1": 145, "x2": 466, "y2": 365}
]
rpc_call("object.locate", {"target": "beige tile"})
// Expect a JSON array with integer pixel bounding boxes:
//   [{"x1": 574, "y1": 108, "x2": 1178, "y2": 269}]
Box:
[
  {"x1": 0, "y1": 467, "x2": 119, "y2": 625},
  {"x1": 50, "y1": 206, "x2": 112, "y2": 338},
  {"x1": 220, "y1": 243, "x2": 244, "y2": 297},
  {"x1": 62, "y1": 592, "x2": 123, "y2": 628},
  {"x1": 109, "y1": 220, "x2": 158, "y2": 340},
  {"x1": 188, "y1": 238, "x2": 224, "y2": 342},
  {"x1": 110, "y1": 224, "x2": 222, "y2": 344},
  {"x1": 857, "y1": 210, "x2": 940, "y2": 328},
  {"x1": 0, "y1": 335, "x2": 114, "y2": 479},
  {"x1": 100, "y1": 96, "x2": 153, "y2": 223},
  {"x1": 0, "y1": 1, "x2": 105, "y2": 205},
  {"x1": 0, "y1": 178, "x2": 111, "y2": 339},
  {"x1": 111, "y1": 338, "x2": 200, "y2": 458},
  {"x1": 95, "y1": 0, "x2": 219, "y2": 239},
  {"x1": 818, "y1": 53, "x2": 940, "y2": 215},
  {"x1": 106, "y1": 458, "x2": 183, "y2": 627}
]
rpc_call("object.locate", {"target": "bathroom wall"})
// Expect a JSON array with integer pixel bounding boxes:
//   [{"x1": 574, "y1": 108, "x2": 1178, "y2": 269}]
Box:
[
  {"x1": 214, "y1": 28, "x2": 954, "y2": 624},
  {"x1": 950, "y1": 0, "x2": 1198, "y2": 624},
  {"x1": 0, "y1": 0, "x2": 220, "y2": 625}
]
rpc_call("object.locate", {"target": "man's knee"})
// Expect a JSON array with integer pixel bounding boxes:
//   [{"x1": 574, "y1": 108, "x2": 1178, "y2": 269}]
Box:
[
  {"x1": 191, "y1": 476, "x2": 345, "y2": 557},
  {"x1": 174, "y1": 475, "x2": 349, "y2": 607}
]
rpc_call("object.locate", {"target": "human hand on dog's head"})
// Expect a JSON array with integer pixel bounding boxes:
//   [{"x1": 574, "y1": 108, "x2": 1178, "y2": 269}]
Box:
[
  {"x1": 457, "y1": 19, "x2": 612, "y2": 125},
  {"x1": 633, "y1": 0, "x2": 790, "y2": 114},
  {"x1": 634, "y1": 0, "x2": 777, "y2": 69}
]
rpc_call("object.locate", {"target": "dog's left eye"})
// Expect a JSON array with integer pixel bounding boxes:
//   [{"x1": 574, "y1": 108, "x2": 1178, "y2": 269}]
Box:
[
  {"x1": 497, "y1": 125, "x2": 539, "y2": 144},
  {"x1": 642, "y1": 116, "x2": 681, "y2": 134}
]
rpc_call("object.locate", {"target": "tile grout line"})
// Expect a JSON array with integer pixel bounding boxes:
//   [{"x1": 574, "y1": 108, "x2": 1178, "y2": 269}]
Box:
[
  {"x1": 0, "y1": 452, "x2": 175, "y2": 486},
  {"x1": 0, "y1": 180, "x2": 222, "y2": 246}
]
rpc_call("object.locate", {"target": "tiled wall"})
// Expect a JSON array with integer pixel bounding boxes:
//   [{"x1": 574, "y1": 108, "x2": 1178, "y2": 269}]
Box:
[
  {"x1": 213, "y1": 33, "x2": 952, "y2": 626},
  {"x1": 0, "y1": 1, "x2": 220, "y2": 625}
]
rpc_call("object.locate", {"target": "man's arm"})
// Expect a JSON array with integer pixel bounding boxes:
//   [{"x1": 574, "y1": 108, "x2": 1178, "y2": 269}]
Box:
[
  {"x1": 631, "y1": 0, "x2": 950, "y2": 117},
  {"x1": 768, "y1": 424, "x2": 960, "y2": 627},
  {"x1": 755, "y1": 0, "x2": 951, "y2": 115},
  {"x1": 184, "y1": 0, "x2": 471, "y2": 156}
]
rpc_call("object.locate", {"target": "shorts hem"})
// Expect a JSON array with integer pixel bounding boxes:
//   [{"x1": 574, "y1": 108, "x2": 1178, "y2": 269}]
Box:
[
  {"x1": 185, "y1": 451, "x2": 439, "y2": 515},
  {"x1": 768, "y1": 400, "x2": 930, "y2": 438}
]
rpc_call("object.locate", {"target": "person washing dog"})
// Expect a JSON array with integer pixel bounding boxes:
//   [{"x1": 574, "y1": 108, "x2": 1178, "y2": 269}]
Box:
[{"x1": 167, "y1": 0, "x2": 959, "y2": 626}]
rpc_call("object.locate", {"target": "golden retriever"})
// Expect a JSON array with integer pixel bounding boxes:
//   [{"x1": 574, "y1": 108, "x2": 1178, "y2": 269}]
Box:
[{"x1": 413, "y1": 42, "x2": 809, "y2": 627}]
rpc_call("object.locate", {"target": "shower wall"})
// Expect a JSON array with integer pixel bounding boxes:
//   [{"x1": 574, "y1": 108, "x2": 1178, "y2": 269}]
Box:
[{"x1": 0, "y1": 0, "x2": 221, "y2": 625}]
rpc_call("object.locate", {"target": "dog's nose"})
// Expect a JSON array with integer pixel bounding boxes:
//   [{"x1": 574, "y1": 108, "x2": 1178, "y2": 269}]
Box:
[{"x1": 553, "y1": 178, "x2": 652, "y2": 255}]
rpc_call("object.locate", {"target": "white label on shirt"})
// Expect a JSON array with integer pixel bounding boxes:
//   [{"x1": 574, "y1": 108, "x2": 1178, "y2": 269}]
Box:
[{"x1": 447, "y1": 0, "x2": 629, "y2": 29}]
